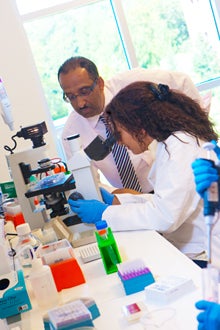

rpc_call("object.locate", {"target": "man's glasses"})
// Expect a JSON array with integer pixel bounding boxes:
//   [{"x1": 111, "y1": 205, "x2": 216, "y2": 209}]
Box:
[{"x1": 63, "y1": 79, "x2": 98, "y2": 103}]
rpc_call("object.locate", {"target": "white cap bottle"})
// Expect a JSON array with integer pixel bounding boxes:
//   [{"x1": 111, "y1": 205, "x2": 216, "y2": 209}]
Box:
[
  {"x1": 29, "y1": 258, "x2": 59, "y2": 309},
  {"x1": 15, "y1": 223, "x2": 41, "y2": 274}
]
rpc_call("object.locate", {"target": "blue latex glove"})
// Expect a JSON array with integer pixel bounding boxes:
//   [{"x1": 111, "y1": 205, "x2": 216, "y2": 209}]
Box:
[
  {"x1": 192, "y1": 158, "x2": 219, "y2": 198},
  {"x1": 195, "y1": 300, "x2": 220, "y2": 330},
  {"x1": 100, "y1": 187, "x2": 114, "y2": 205},
  {"x1": 68, "y1": 198, "x2": 108, "y2": 224}
]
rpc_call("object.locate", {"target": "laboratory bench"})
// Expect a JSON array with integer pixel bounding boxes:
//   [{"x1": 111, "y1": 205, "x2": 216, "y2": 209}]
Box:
[{"x1": 8, "y1": 230, "x2": 207, "y2": 330}]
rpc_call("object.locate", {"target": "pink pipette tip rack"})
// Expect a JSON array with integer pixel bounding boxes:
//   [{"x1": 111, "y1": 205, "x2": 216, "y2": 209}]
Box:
[{"x1": 117, "y1": 259, "x2": 155, "y2": 295}]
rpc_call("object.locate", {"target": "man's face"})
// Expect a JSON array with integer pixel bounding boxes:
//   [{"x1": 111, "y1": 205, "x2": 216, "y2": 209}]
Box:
[{"x1": 59, "y1": 67, "x2": 105, "y2": 118}]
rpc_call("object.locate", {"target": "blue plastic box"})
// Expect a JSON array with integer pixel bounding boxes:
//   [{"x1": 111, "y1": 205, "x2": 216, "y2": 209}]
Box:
[{"x1": 118, "y1": 267, "x2": 155, "y2": 295}]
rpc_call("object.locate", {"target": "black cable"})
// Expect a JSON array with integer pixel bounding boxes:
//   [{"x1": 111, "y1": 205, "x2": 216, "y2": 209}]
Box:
[
  {"x1": 4, "y1": 134, "x2": 18, "y2": 154},
  {"x1": 62, "y1": 161, "x2": 68, "y2": 172}
]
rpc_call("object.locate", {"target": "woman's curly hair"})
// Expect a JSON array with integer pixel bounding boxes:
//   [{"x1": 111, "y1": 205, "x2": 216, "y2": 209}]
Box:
[{"x1": 106, "y1": 81, "x2": 218, "y2": 145}]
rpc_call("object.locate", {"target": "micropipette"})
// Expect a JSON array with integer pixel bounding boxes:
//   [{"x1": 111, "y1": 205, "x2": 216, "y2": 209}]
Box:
[
  {"x1": 202, "y1": 142, "x2": 220, "y2": 264},
  {"x1": 0, "y1": 78, "x2": 14, "y2": 131}
]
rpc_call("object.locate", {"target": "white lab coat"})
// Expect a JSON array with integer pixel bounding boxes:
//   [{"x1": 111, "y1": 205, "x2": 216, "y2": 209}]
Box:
[
  {"x1": 62, "y1": 68, "x2": 204, "y2": 192},
  {"x1": 103, "y1": 132, "x2": 220, "y2": 268}
]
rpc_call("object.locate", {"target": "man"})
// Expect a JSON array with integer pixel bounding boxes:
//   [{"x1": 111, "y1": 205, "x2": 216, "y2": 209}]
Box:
[{"x1": 58, "y1": 56, "x2": 205, "y2": 192}]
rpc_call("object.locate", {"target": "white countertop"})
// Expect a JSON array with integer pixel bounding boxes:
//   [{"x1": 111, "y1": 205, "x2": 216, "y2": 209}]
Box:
[{"x1": 10, "y1": 230, "x2": 204, "y2": 330}]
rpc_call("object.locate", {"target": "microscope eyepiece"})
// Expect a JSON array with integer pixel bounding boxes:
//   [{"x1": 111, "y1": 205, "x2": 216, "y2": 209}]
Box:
[{"x1": 84, "y1": 134, "x2": 116, "y2": 161}]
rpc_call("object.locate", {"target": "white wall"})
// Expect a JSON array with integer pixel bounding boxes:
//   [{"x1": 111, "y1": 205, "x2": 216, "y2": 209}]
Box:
[{"x1": 0, "y1": 0, "x2": 58, "y2": 183}]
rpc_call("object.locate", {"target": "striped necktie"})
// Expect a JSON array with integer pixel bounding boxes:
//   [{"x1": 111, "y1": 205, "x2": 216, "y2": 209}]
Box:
[{"x1": 99, "y1": 115, "x2": 142, "y2": 192}]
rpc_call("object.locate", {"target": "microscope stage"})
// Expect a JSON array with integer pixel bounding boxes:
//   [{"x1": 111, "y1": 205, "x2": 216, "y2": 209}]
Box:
[{"x1": 25, "y1": 173, "x2": 76, "y2": 198}]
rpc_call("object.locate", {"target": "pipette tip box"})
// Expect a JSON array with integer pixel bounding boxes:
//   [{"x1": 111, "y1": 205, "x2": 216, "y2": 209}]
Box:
[
  {"x1": 117, "y1": 259, "x2": 155, "y2": 295},
  {"x1": 47, "y1": 299, "x2": 94, "y2": 330},
  {"x1": 37, "y1": 239, "x2": 86, "y2": 291},
  {"x1": 80, "y1": 297, "x2": 100, "y2": 320},
  {"x1": 43, "y1": 297, "x2": 100, "y2": 330}
]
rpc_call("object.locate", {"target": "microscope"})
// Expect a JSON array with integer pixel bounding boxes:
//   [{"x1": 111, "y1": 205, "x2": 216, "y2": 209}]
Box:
[
  {"x1": 6, "y1": 122, "x2": 54, "y2": 229},
  {"x1": 5, "y1": 122, "x2": 114, "y2": 246},
  {"x1": 5, "y1": 122, "x2": 76, "y2": 224}
]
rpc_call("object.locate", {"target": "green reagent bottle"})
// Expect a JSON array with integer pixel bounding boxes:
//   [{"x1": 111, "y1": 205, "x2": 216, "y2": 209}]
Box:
[{"x1": 95, "y1": 220, "x2": 121, "y2": 274}]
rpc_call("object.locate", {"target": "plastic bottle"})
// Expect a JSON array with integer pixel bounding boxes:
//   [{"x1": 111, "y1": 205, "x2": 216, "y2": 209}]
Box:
[
  {"x1": 95, "y1": 220, "x2": 121, "y2": 274},
  {"x1": 42, "y1": 218, "x2": 58, "y2": 244},
  {"x1": 29, "y1": 258, "x2": 59, "y2": 309},
  {"x1": 15, "y1": 223, "x2": 41, "y2": 275},
  {"x1": 0, "y1": 78, "x2": 14, "y2": 131}
]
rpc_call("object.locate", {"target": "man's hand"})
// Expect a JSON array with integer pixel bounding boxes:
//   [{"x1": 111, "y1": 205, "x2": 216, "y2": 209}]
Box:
[{"x1": 100, "y1": 187, "x2": 114, "y2": 205}]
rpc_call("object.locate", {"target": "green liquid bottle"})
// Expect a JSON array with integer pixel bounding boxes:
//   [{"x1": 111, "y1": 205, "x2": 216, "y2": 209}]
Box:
[{"x1": 95, "y1": 220, "x2": 121, "y2": 274}]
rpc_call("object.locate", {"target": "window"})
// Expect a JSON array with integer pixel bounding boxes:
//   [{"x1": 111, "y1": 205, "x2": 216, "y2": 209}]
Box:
[
  {"x1": 19, "y1": 1, "x2": 128, "y2": 123},
  {"x1": 122, "y1": 0, "x2": 220, "y2": 130},
  {"x1": 16, "y1": 0, "x2": 220, "y2": 132}
]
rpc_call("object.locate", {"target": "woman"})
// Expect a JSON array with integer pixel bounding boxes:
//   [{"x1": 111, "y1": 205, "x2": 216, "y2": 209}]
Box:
[{"x1": 69, "y1": 81, "x2": 220, "y2": 268}]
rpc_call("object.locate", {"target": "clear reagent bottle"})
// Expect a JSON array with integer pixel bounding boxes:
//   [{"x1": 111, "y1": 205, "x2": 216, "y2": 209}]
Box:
[
  {"x1": 29, "y1": 257, "x2": 59, "y2": 309},
  {"x1": 15, "y1": 223, "x2": 41, "y2": 273}
]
